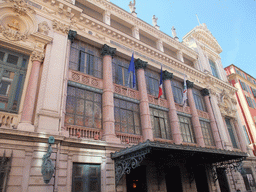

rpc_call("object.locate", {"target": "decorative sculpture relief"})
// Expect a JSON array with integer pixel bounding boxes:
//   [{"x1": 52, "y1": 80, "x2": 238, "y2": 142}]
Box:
[
  {"x1": 0, "y1": 19, "x2": 28, "y2": 41},
  {"x1": 5, "y1": 0, "x2": 35, "y2": 15},
  {"x1": 101, "y1": 44, "x2": 116, "y2": 57},
  {"x1": 38, "y1": 21, "x2": 50, "y2": 35},
  {"x1": 52, "y1": 19, "x2": 70, "y2": 34},
  {"x1": 31, "y1": 50, "x2": 45, "y2": 63}
]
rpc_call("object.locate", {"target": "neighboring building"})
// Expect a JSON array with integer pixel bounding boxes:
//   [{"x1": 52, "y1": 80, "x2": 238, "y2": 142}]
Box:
[
  {"x1": 0, "y1": 0, "x2": 252, "y2": 191},
  {"x1": 225, "y1": 64, "x2": 256, "y2": 191}
]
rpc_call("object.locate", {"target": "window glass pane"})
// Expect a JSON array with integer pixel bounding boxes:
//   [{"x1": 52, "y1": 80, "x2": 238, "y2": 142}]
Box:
[
  {"x1": 209, "y1": 60, "x2": 219, "y2": 78},
  {"x1": 225, "y1": 118, "x2": 238, "y2": 148},
  {"x1": 7, "y1": 54, "x2": 19, "y2": 65},
  {"x1": 145, "y1": 69, "x2": 165, "y2": 98},
  {"x1": 200, "y1": 121, "x2": 215, "y2": 146},
  {"x1": 69, "y1": 40, "x2": 103, "y2": 78},
  {"x1": 114, "y1": 98, "x2": 140, "y2": 134},
  {"x1": 65, "y1": 86, "x2": 102, "y2": 129},
  {"x1": 178, "y1": 115, "x2": 195, "y2": 143},
  {"x1": 0, "y1": 51, "x2": 4, "y2": 61},
  {"x1": 150, "y1": 108, "x2": 171, "y2": 140}
]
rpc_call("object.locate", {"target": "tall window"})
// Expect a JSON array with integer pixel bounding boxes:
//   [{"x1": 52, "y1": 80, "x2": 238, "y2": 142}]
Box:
[
  {"x1": 200, "y1": 121, "x2": 215, "y2": 146},
  {"x1": 0, "y1": 154, "x2": 11, "y2": 192},
  {"x1": 172, "y1": 80, "x2": 183, "y2": 104},
  {"x1": 245, "y1": 96, "x2": 254, "y2": 108},
  {"x1": 145, "y1": 69, "x2": 164, "y2": 98},
  {"x1": 72, "y1": 163, "x2": 101, "y2": 192},
  {"x1": 251, "y1": 88, "x2": 256, "y2": 98},
  {"x1": 112, "y1": 56, "x2": 137, "y2": 89},
  {"x1": 209, "y1": 59, "x2": 219, "y2": 78},
  {"x1": 69, "y1": 40, "x2": 103, "y2": 78},
  {"x1": 242, "y1": 168, "x2": 256, "y2": 191},
  {"x1": 114, "y1": 98, "x2": 141, "y2": 135},
  {"x1": 150, "y1": 108, "x2": 171, "y2": 140},
  {"x1": 65, "y1": 86, "x2": 102, "y2": 129},
  {"x1": 178, "y1": 115, "x2": 195, "y2": 143},
  {"x1": 0, "y1": 48, "x2": 28, "y2": 113},
  {"x1": 193, "y1": 89, "x2": 206, "y2": 111},
  {"x1": 225, "y1": 118, "x2": 238, "y2": 149}
]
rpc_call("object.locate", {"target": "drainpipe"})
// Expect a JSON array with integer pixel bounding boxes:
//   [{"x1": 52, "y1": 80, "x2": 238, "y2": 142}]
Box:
[{"x1": 54, "y1": 142, "x2": 61, "y2": 192}]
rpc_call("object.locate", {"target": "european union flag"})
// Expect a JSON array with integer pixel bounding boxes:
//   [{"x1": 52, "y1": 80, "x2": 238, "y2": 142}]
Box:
[{"x1": 128, "y1": 52, "x2": 136, "y2": 88}]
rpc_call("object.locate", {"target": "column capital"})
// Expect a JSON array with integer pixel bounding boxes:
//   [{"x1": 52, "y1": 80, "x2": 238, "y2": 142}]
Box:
[
  {"x1": 186, "y1": 80, "x2": 194, "y2": 88},
  {"x1": 68, "y1": 30, "x2": 77, "y2": 43},
  {"x1": 101, "y1": 44, "x2": 116, "y2": 57},
  {"x1": 162, "y1": 70, "x2": 173, "y2": 80},
  {"x1": 201, "y1": 88, "x2": 210, "y2": 96},
  {"x1": 135, "y1": 58, "x2": 147, "y2": 69},
  {"x1": 31, "y1": 50, "x2": 44, "y2": 63}
]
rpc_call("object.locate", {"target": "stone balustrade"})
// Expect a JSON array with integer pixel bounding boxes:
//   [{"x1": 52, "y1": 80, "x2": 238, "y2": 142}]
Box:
[
  {"x1": 114, "y1": 84, "x2": 140, "y2": 100},
  {"x1": 148, "y1": 95, "x2": 168, "y2": 108},
  {"x1": 116, "y1": 132, "x2": 143, "y2": 144},
  {"x1": 0, "y1": 112, "x2": 18, "y2": 129},
  {"x1": 66, "y1": 125, "x2": 102, "y2": 140}
]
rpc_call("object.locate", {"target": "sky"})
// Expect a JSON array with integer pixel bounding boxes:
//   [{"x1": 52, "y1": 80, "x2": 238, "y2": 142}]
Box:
[{"x1": 110, "y1": 0, "x2": 256, "y2": 78}]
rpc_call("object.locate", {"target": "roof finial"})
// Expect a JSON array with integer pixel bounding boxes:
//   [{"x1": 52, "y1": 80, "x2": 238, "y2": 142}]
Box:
[{"x1": 196, "y1": 14, "x2": 201, "y2": 25}]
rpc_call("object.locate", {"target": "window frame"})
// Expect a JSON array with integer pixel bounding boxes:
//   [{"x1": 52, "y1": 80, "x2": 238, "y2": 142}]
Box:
[
  {"x1": 150, "y1": 108, "x2": 171, "y2": 140},
  {"x1": 200, "y1": 120, "x2": 215, "y2": 146},
  {"x1": 225, "y1": 118, "x2": 239, "y2": 149},
  {"x1": 114, "y1": 98, "x2": 141, "y2": 135},
  {"x1": 178, "y1": 115, "x2": 195, "y2": 143},
  {"x1": 0, "y1": 48, "x2": 28, "y2": 113},
  {"x1": 193, "y1": 89, "x2": 206, "y2": 111},
  {"x1": 69, "y1": 40, "x2": 103, "y2": 79},
  {"x1": 65, "y1": 86, "x2": 102, "y2": 129},
  {"x1": 209, "y1": 59, "x2": 219, "y2": 78}
]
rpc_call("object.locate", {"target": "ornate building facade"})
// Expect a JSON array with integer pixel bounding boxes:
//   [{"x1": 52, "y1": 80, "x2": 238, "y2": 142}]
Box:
[
  {"x1": 0, "y1": 0, "x2": 252, "y2": 191},
  {"x1": 225, "y1": 64, "x2": 256, "y2": 191}
]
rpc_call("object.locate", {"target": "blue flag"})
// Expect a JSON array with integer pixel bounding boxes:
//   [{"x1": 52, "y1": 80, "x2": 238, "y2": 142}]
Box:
[{"x1": 128, "y1": 52, "x2": 136, "y2": 88}]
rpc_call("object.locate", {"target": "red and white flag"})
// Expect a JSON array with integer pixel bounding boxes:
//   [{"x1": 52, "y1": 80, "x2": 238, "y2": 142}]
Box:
[
  {"x1": 182, "y1": 76, "x2": 187, "y2": 107},
  {"x1": 158, "y1": 66, "x2": 163, "y2": 99}
]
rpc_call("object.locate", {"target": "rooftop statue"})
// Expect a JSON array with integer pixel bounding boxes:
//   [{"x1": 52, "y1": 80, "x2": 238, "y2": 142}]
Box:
[
  {"x1": 152, "y1": 15, "x2": 158, "y2": 27},
  {"x1": 171, "y1": 26, "x2": 177, "y2": 38},
  {"x1": 129, "y1": 0, "x2": 136, "y2": 13}
]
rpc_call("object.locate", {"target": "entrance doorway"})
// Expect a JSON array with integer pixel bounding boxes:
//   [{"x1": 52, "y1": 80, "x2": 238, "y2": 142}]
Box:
[
  {"x1": 126, "y1": 166, "x2": 147, "y2": 192},
  {"x1": 217, "y1": 168, "x2": 230, "y2": 192},
  {"x1": 194, "y1": 165, "x2": 210, "y2": 192},
  {"x1": 165, "y1": 166, "x2": 183, "y2": 192}
]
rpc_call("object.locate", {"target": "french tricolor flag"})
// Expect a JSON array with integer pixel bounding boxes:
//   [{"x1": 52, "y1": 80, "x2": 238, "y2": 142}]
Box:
[{"x1": 158, "y1": 65, "x2": 163, "y2": 99}]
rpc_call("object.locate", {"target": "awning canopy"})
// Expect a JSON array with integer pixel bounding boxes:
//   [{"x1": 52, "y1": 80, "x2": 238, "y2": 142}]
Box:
[{"x1": 111, "y1": 140, "x2": 247, "y2": 185}]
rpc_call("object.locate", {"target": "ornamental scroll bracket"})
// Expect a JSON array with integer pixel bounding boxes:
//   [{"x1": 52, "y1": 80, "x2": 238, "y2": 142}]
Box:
[
  {"x1": 211, "y1": 157, "x2": 246, "y2": 182},
  {"x1": 113, "y1": 147, "x2": 150, "y2": 186}
]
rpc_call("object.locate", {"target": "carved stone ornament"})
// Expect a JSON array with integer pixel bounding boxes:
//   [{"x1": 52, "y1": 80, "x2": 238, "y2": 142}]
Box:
[
  {"x1": 0, "y1": 18, "x2": 28, "y2": 41},
  {"x1": 162, "y1": 70, "x2": 173, "y2": 81},
  {"x1": 4, "y1": 0, "x2": 35, "y2": 15},
  {"x1": 186, "y1": 80, "x2": 194, "y2": 88},
  {"x1": 38, "y1": 21, "x2": 50, "y2": 35},
  {"x1": 52, "y1": 20, "x2": 70, "y2": 34},
  {"x1": 201, "y1": 88, "x2": 209, "y2": 96},
  {"x1": 101, "y1": 44, "x2": 116, "y2": 57},
  {"x1": 68, "y1": 30, "x2": 77, "y2": 43},
  {"x1": 135, "y1": 58, "x2": 147, "y2": 69},
  {"x1": 31, "y1": 50, "x2": 45, "y2": 63}
]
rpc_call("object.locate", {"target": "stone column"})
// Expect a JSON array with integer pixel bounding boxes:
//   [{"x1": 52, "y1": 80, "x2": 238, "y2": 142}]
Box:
[
  {"x1": 177, "y1": 50, "x2": 184, "y2": 62},
  {"x1": 201, "y1": 88, "x2": 222, "y2": 149},
  {"x1": 163, "y1": 70, "x2": 182, "y2": 144},
  {"x1": 135, "y1": 59, "x2": 153, "y2": 141},
  {"x1": 186, "y1": 80, "x2": 205, "y2": 147},
  {"x1": 101, "y1": 44, "x2": 120, "y2": 143},
  {"x1": 233, "y1": 119, "x2": 247, "y2": 153},
  {"x1": 18, "y1": 50, "x2": 44, "y2": 132}
]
